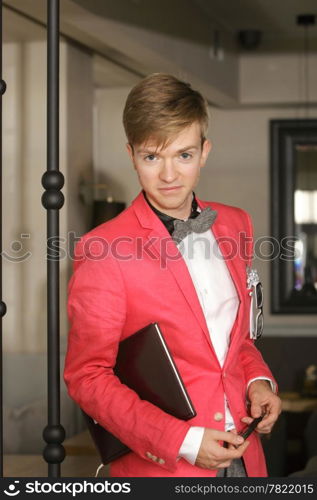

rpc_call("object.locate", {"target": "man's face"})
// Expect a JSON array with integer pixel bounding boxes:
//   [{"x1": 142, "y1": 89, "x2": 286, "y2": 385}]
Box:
[{"x1": 126, "y1": 122, "x2": 211, "y2": 219}]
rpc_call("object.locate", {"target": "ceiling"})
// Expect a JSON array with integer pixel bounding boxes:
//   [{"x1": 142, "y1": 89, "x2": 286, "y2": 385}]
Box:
[
  {"x1": 72, "y1": 0, "x2": 317, "y2": 51},
  {"x1": 4, "y1": 0, "x2": 317, "y2": 49},
  {"x1": 3, "y1": 5, "x2": 46, "y2": 42},
  {"x1": 3, "y1": 0, "x2": 317, "y2": 91}
]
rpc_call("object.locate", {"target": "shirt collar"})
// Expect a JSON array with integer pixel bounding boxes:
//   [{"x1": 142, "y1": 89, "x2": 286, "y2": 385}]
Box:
[{"x1": 143, "y1": 190, "x2": 200, "y2": 236}]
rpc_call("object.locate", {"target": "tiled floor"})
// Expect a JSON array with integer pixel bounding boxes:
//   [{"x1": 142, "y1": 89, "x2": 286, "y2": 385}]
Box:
[{"x1": 4, "y1": 454, "x2": 109, "y2": 477}]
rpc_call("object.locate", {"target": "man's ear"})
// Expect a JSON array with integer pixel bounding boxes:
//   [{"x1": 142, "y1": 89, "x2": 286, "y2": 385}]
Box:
[
  {"x1": 200, "y1": 139, "x2": 212, "y2": 167},
  {"x1": 126, "y1": 143, "x2": 136, "y2": 168}
]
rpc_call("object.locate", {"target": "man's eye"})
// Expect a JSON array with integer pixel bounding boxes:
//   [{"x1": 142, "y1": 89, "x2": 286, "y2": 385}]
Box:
[
  {"x1": 180, "y1": 152, "x2": 192, "y2": 160},
  {"x1": 145, "y1": 154, "x2": 157, "y2": 161}
]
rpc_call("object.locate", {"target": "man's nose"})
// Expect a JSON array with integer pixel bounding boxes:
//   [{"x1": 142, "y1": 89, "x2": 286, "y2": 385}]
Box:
[{"x1": 159, "y1": 159, "x2": 178, "y2": 182}]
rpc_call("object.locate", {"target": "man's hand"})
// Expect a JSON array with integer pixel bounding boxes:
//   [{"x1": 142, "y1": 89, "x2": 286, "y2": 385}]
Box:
[
  {"x1": 241, "y1": 380, "x2": 282, "y2": 433},
  {"x1": 195, "y1": 428, "x2": 250, "y2": 470}
]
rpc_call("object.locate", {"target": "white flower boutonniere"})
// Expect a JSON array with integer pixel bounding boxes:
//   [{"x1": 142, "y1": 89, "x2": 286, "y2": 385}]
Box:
[{"x1": 246, "y1": 266, "x2": 260, "y2": 289}]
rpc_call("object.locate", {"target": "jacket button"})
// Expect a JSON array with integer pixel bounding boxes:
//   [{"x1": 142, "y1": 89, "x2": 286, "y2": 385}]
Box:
[
  {"x1": 214, "y1": 412, "x2": 223, "y2": 421},
  {"x1": 158, "y1": 458, "x2": 165, "y2": 465},
  {"x1": 146, "y1": 451, "x2": 153, "y2": 459}
]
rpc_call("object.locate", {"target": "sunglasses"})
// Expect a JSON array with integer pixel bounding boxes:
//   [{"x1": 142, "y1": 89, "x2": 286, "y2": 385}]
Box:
[{"x1": 249, "y1": 282, "x2": 263, "y2": 340}]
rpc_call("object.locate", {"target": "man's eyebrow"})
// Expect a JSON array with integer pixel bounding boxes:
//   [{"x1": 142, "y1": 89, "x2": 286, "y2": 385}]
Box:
[
  {"x1": 136, "y1": 147, "x2": 158, "y2": 154},
  {"x1": 136, "y1": 145, "x2": 199, "y2": 154},
  {"x1": 177, "y1": 145, "x2": 199, "y2": 153}
]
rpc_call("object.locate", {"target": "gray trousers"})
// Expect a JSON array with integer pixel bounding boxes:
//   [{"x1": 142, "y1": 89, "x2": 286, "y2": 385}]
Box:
[{"x1": 216, "y1": 458, "x2": 247, "y2": 477}]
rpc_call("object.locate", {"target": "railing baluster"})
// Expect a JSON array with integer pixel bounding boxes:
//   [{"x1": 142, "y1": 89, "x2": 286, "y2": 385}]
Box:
[
  {"x1": 41, "y1": 0, "x2": 65, "y2": 477},
  {"x1": 0, "y1": 0, "x2": 7, "y2": 479}
]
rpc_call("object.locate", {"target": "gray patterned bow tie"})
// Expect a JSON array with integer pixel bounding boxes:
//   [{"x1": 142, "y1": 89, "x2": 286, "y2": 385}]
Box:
[{"x1": 172, "y1": 207, "x2": 217, "y2": 244}]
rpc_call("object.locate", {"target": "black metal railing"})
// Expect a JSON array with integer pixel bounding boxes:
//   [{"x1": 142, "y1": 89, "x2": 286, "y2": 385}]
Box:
[
  {"x1": 0, "y1": 0, "x2": 65, "y2": 478},
  {"x1": 41, "y1": 0, "x2": 65, "y2": 477},
  {"x1": 0, "y1": 0, "x2": 7, "y2": 479}
]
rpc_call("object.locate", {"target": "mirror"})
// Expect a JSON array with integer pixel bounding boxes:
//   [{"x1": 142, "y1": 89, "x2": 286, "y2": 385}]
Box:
[{"x1": 271, "y1": 119, "x2": 317, "y2": 313}]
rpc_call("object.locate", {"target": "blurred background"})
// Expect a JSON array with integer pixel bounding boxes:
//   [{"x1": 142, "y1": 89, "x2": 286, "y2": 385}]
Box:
[{"x1": 2, "y1": 0, "x2": 317, "y2": 477}]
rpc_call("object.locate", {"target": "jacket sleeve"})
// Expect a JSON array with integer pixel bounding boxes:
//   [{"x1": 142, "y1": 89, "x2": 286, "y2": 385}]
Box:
[
  {"x1": 63, "y1": 237, "x2": 190, "y2": 472},
  {"x1": 238, "y1": 210, "x2": 278, "y2": 395},
  {"x1": 239, "y1": 337, "x2": 278, "y2": 395}
]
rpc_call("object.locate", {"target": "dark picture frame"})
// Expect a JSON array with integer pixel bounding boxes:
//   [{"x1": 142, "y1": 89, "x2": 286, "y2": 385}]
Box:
[{"x1": 270, "y1": 119, "x2": 317, "y2": 314}]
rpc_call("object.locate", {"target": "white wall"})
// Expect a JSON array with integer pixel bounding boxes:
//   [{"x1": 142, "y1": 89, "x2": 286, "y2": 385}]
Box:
[
  {"x1": 64, "y1": 43, "x2": 94, "y2": 242},
  {"x1": 3, "y1": 40, "x2": 93, "y2": 353},
  {"x1": 2, "y1": 43, "x2": 23, "y2": 352},
  {"x1": 94, "y1": 87, "x2": 136, "y2": 204},
  {"x1": 240, "y1": 53, "x2": 317, "y2": 106}
]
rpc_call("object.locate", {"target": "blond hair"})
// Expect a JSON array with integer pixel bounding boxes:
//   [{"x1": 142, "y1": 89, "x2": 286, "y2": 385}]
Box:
[{"x1": 123, "y1": 73, "x2": 208, "y2": 148}]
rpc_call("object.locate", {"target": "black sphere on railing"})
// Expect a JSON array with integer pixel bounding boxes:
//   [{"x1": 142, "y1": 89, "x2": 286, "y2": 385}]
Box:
[
  {"x1": 0, "y1": 301, "x2": 7, "y2": 317},
  {"x1": 41, "y1": 190, "x2": 64, "y2": 209},
  {"x1": 42, "y1": 171, "x2": 64, "y2": 191},
  {"x1": 43, "y1": 425, "x2": 66, "y2": 463},
  {"x1": 43, "y1": 424, "x2": 65, "y2": 444},
  {"x1": 43, "y1": 444, "x2": 66, "y2": 464},
  {"x1": 41, "y1": 171, "x2": 65, "y2": 209},
  {"x1": 0, "y1": 79, "x2": 6, "y2": 95}
]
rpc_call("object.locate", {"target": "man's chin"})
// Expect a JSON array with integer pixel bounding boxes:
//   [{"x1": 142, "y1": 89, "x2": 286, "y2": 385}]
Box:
[
  {"x1": 148, "y1": 192, "x2": 193, "y2": 216},
  {"x1": 154, "y1": 195, "x2": 186, "y2": 209}
]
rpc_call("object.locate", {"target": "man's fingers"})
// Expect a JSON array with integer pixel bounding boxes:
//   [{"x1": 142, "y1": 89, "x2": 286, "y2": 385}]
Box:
[
  {"x1": 250, "y1": 403, "x2": 262, "y2": 418},
  {"x1": 257, "y1": 416, "x2": 274, "y2": 431},
  {"x1": 195, "y1": 429, "x2": 250, "y2": 470},
  {"x1": 214, "y1": 440, "x2": 250, "y2": 469},
  {"x1": 227, "y1": 429, "x2": 238, "y2": 450},
  {"x1": 222, "y1": 439, "x2": 250, "y2": 458},
  {"x1": 220, "y1": 431, "x2": 244, "y2": 447},
  {"x1": 256, "y1": 405, "x2": 280, "y2": 430},
  {"x1": 257, "y1": 427, "x2": 271, "y2": 434},
  {"x1": 240, "y1": 415, "x2": 274, "y2": 434},
  {"x1": 227, "y1": 445, "x2": 235, "y2": 451},
  {"x1": 240, "y1": 394, "x2": 282, "y2": 436},
  {"x1": 241, "y1": 416, "x2": 253, "y2": 424}
]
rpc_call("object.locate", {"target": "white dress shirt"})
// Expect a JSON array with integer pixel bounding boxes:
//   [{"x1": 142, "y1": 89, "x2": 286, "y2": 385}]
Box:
[{"x1": 177, "y1": 228, "x2": 274, "y2": 465}]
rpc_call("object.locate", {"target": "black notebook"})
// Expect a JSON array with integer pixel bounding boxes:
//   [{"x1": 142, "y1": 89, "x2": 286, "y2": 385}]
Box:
[{"x1": 82, "y1": 322, "x2": 196, "y2": 464}]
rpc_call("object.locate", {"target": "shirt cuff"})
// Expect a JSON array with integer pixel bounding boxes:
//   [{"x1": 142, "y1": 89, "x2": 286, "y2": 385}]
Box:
[
  {"x1": 178, "y1": 426, "x2": 205, "y2": 465},
  {"x1": 246, "y1": 376, "x2": 277, "y2": 397}
]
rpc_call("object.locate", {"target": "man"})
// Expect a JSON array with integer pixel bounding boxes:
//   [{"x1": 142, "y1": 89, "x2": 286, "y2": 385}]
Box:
[{"x1": 64, "y1": 73, "x2": 281, "y2": 477}]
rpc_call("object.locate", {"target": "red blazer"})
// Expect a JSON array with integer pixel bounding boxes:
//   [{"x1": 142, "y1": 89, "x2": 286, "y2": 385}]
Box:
[{"x1": 64, "y1": 191, "x2": 277, "y2": 477}]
